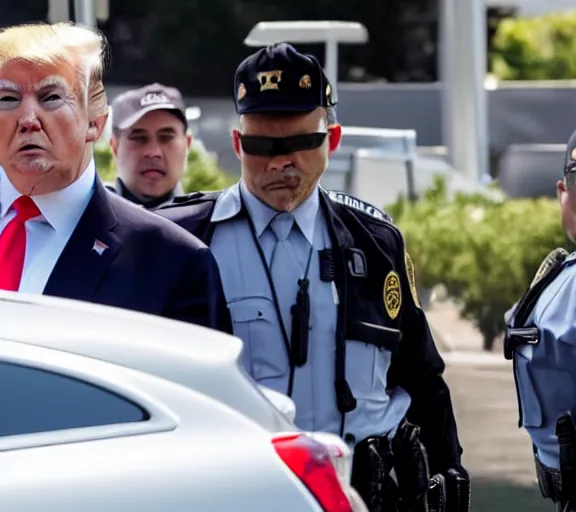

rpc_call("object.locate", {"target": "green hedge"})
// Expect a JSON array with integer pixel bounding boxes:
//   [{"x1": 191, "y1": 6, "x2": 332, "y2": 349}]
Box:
[
  {"x1": 491, "y1": 10, "x2": 576, "y2": 80},
  {"x1": 93, "y1": 144, "x2": 236, "y2": 193},
  {"x1": 387, "y1": 178, "x2": 572, "y2": 349}
]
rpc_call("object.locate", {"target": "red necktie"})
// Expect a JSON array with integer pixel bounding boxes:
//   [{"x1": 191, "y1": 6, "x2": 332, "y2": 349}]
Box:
[{"x1": 0, "y1": 195, "x2": 41, "y2": 291}]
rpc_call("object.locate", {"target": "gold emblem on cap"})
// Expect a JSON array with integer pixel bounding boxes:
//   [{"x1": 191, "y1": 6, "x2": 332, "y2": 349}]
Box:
[
  {"x1": 326, "y1": 84, "x2": 332, "y2": 98},
  {"x1": 383, "y1": 271, "x2": 401, "y2": 320},
  {"x1": 257, "y1": 70, "x2": 283, "y2": 91},
  {"x1": 299, "y1": 74, "x2": 312, "y2": 89},
  {"x1": 237, "y1": 82, "x2": 247, "y2": 101},
  {"x1": 571, "y1": 147, "x2": 576, "y2": 161}
]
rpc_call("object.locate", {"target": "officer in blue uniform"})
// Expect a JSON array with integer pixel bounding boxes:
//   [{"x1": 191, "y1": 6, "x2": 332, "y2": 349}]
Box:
[
  {"x1": 157, "y1": 42, "x2": 470, "y2": 511},
  {"x1": 505, "y1": 129, "x2": 576, "y2": 512}
]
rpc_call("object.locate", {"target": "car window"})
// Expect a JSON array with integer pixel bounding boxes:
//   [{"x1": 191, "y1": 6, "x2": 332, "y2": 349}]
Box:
[{"x1": 0, "y1": 362, "x2": 149, "y2": 437}]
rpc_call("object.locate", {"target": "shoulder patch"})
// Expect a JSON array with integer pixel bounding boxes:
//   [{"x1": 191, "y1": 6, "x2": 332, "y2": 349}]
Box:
[
  {"x1": 384, "y1": 270, "x2": 402, "y2": 320},
  {"x1": 404, "y1": 251, "x2": 421, "y2": 309},
  {"x1": 530, "y1": 248, "x2": 569, "y2": 288},
  {"x1": 327, "y1": 191, "x2": 391, "y2": 222}
]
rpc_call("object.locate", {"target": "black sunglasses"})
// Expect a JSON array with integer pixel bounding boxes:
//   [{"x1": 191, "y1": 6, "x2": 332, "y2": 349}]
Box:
[
  {"x1": 565, "y1": 161, "x2": 576, "y2": 175},
  {"x1": 239, "y1": 132, "x2": 327, "y2": 157}
]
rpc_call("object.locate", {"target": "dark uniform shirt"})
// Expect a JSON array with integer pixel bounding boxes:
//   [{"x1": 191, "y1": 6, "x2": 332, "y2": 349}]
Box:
[{"x1": 105, "y1": 178, "x2": 184, "y2": 210}]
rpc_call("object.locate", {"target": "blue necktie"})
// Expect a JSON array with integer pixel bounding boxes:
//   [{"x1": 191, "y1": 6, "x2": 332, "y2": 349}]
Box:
[{"x1": 269, "y1": 212, "x2": 300, "y2": 334}]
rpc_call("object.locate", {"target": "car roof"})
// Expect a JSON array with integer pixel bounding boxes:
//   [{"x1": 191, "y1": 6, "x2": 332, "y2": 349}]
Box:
[
  {"x1": 0, "y1": 291, "x2": 246, "y2": 393},
  {"x1": 0, "y1": 292, "x2": 293, "y2": 434},
  {"x1": 0, "y1": 291, "x2": 241, "y2": 363}
]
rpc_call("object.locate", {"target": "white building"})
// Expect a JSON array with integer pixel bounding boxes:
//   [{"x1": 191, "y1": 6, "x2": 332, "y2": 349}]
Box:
[{"x1": 487, "y1": 0, "x2": 575, "y2": 16}]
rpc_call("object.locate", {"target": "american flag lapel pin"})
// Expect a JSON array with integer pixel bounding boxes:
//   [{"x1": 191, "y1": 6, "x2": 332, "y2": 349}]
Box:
[{"x1": 92, "y1": 239, "x2": 109, "y2": 256}]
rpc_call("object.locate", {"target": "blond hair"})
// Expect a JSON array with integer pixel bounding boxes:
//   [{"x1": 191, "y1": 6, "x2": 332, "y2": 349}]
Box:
[{"x1": 0, "y1": 22, "x2": 108, "y2": 118}]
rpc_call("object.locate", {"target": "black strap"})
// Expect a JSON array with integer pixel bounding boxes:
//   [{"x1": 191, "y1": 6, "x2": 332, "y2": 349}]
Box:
[
  {"x1": 347, "y1": 322, "x2": 402, "y2": 354},
  {"x1": 239, "y1": 190, "x2": 313, "y2": 397}
]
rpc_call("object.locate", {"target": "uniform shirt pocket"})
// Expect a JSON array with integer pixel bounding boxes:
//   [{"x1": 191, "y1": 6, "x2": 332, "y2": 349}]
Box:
[
  {"x1": 515, "y1": 352, "x2": 543, "y2": 428},
  {"x1": 228, "y1": 297, "x2": 287, "y2": 381},
  {"x1": 345, "y1": 323, "x2": 399, "y2": 400},
  {"x1": 346, "y1": 341, "x2": 393, "y2": 400}
]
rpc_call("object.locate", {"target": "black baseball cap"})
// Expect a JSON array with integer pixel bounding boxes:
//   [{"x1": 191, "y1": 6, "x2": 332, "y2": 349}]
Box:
[
  {"x1": 233, "y1": 42, "x2": 337, "y2": 115},
  {"x1": 565, "y1": 129, "x2": 576, "y2": 175},
  {"x1": 111, "y1": 83, "x2": 187, "y2": 131}
]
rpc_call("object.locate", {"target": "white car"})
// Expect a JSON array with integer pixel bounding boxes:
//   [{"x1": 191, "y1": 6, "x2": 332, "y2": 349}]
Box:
[{"x1": 0, "y1": 292, "x2": 366, "y2": 511}]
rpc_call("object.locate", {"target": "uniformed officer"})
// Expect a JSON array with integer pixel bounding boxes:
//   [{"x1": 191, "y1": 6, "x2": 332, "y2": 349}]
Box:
[
  {"x1": 505, "y1": 129, "x2": 576, "y2": 512},
  {"x1": 106, "y1": 83, "x2": 191, "y2": 209},
  {"x1": 157, "y1": 42, "x2": 469, "y2": 511}
]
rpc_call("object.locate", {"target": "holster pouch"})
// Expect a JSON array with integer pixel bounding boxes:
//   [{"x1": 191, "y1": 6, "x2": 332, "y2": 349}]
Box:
[
  {"x1": 557, "y1": 411, "x2": 576, "y2": 505},
  {"x1": 352, "y1": 436, "x2": 398, "y2": 512},
  {"x1": 427, "y1": 474, "x2": 446, "y2": 512},
  {"x1": 392, "y1": 419, "x2": 431, "y2": 512},
  {"x1": 443, "y1": 468, "x2": 471, "y2": 512}
]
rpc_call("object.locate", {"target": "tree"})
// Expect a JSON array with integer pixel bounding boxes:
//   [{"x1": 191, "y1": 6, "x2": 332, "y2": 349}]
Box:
[{"x1": 491, "y1": 10, "x2": 576, "y2": 80}]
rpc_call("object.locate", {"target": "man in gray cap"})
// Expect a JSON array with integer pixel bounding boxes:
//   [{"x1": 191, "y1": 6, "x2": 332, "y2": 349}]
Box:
[{"x1": 108, "y1": 83, "x2": 191, "y2": 209}]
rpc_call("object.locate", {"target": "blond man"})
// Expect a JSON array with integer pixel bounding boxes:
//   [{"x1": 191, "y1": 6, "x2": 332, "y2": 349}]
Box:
[{"x1": 0, "y1": 23, "x2": 231, "y2": 333}]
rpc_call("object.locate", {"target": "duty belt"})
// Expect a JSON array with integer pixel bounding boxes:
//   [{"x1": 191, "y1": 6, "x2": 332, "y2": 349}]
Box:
[{"x1": 534, "y1": 451, "x2": 563, "y2": 503}]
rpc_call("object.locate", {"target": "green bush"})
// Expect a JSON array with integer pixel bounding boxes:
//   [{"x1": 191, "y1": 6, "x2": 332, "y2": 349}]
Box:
[
  {"x1": 491, "y1": 10, "x2": 576, "y2": 80},
  {"x1": 388, "y1": 178, "x2": 572, "y2": 350},
  {"x1": 93, "y1": 144, "x2": 236, "y2": 193}
]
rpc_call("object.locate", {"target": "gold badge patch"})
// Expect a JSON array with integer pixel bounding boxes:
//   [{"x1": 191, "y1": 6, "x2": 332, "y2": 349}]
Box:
[
  {"x1": 384, "y1": 271, "x2": 401, "y2": 320},
  {"x1": 299, "y1": 74, "x2": 312, "y2": 89},
  {"x1": 237, "y1": 82, "x2": 246, "y2": 100},
  {"x1": 257, "y1": 70, "x2": 283, "y2": 91},
  {"x1": 404, "y1": 252, "x2": 421, "y2": 308}
]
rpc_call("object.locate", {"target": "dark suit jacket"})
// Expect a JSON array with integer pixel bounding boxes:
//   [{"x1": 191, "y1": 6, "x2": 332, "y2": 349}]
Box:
[{"x1": 42, "y1": 178, "x2": 232, "y2": 334}]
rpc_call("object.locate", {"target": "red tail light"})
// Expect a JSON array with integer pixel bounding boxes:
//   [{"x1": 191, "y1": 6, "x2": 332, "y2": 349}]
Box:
[{"x1": 272, "y1": 433, "x2": 353, "y2": 512}]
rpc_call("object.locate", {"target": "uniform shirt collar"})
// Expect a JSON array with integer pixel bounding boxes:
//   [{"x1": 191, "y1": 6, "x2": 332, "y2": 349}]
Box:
[
  {"x1": 0, "y1": 159, "x2": 96, "y2": 233},
  {"x1": 211, "y1": 179, "x2": 319, "y2": 245}
]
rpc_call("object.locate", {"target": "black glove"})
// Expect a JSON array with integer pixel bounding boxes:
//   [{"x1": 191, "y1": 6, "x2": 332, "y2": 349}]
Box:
[{"x1": 392, "y1": 420, "x2": 431, "y2": 512}]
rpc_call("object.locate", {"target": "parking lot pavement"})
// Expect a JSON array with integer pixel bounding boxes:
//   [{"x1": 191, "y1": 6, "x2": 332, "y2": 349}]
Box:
[{"x1": 443, "y1": 354, "x2": 549, "y2": 511}]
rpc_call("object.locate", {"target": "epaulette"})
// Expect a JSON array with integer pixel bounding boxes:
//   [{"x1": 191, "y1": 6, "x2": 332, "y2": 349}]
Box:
[
  {"x1": 326, "y1": 190, "x2": 393, "y2": 223},
  {"x1": 161, "y1": 191, "x2": 220, "y2": 209},
  {"x1": 530, "y1": 247, "x2": 570, "y2": 288}
]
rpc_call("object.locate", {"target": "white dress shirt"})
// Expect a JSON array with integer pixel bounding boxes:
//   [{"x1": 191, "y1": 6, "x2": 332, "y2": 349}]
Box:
[{"x1": 0, "y1": 161, "x2": 96, "y2": 294}]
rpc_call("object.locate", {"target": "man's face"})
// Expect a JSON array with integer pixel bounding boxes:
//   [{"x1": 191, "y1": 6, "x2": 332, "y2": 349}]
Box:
[
  {"x1": 111, "y1": 110, "x2": 191, "y2": 201},
  {"x1": 0, "y1": 59, "x2": 105, "y2": 195},
  {"x1": 232, "y1": 107, "x2": 341, "y2": 212}
]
